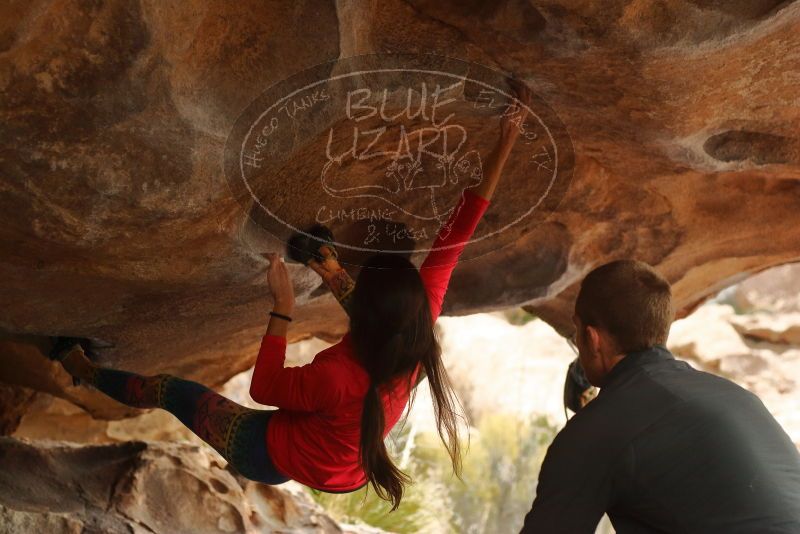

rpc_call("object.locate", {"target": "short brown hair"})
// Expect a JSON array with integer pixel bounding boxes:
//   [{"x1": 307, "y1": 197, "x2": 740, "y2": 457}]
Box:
[{"x1": 575, "y1": 259, "x2": 674, "y2": 353}]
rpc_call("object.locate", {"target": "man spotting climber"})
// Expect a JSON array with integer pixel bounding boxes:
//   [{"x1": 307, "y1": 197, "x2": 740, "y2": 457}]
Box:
[{"x1": 521, "y1": 260, "x2": 800, "y2": 533}]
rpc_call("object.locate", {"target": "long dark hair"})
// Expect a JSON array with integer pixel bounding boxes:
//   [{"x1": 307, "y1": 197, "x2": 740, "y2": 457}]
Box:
[{"x1": 349, "y1": 252, "x2": 464, "y2": 510}]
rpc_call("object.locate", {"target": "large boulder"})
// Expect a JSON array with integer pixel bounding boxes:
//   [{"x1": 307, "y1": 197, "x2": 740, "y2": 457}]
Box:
[{"x1": 0, "y1": 437, "x2": 378, "y2": 534}]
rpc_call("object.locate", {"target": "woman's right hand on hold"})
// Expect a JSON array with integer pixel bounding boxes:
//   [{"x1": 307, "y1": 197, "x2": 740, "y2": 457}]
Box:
[
  {"x1": 499, "y1": 77, "x2": 533, "y2": 145},
  {"x1": 263, "y1": 252, "x2": 295, "y2": 313},
  {"x1": 470, "y1": 77, "x2": 533, "y2": 201}
]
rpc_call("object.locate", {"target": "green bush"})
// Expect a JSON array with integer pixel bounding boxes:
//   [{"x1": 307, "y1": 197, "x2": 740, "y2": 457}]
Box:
[{"x1": 503, "y1": 309, "x2": 538, "y2": 326}]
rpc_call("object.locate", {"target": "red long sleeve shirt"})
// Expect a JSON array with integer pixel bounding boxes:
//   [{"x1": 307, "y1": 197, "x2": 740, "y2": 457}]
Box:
[{"x1": 250, "y1": 189, "x2": 490, "y2": 492}]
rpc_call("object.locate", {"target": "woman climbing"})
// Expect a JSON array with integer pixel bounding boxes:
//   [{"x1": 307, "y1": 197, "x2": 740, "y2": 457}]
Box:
[{"x1": 51, "y1": 79, "x2": 532, "y2": 509}]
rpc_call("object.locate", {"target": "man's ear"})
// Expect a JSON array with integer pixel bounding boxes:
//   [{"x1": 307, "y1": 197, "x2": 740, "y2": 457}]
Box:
[{"x1": 585, "y1": 324, "x2": 603, "y2": 358}]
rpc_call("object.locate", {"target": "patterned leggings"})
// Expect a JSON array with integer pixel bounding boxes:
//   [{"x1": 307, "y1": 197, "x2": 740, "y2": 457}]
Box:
[{"x1": 83, "y1": 367, "x2": 290, "y2": 485}]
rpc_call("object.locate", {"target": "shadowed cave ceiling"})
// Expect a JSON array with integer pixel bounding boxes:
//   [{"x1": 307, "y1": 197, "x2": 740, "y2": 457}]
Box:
[{"x1": 1, "y1": 0, "x2": 799, "y2": 421}]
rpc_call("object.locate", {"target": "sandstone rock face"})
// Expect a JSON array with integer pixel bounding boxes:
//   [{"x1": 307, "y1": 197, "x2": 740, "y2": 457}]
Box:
[
  {"x1": 0, "y1": 383, "x2": 36, "y2": 435},
  {"x1": 0, "y1": 437, "x2": 377, "y2": 534},
  {"x1": 730, "y1": 312, "x2": 800, "y2": 346},
  {"x1": 2, "y1": 0, "x2": 799, "y2": 418}
]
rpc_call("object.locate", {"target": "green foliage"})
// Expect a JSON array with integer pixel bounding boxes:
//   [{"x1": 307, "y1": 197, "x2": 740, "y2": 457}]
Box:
[
  {"x1": 503, "y1": 309, "x2": 538, "y2": 326},
  {"x1": 310, "y1": 413, "x2": 558, "y2": 534}
]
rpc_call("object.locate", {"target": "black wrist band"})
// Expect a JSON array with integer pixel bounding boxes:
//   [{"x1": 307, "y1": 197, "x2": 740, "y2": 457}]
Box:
[{"x1": 269, "y1": 311, "x2": 292, "y2": 322}]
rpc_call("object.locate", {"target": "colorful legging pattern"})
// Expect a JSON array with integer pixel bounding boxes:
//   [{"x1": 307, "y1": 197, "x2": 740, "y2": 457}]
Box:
[{"x1": 83, "y1": 367, "x2": 289, "y2": 485}]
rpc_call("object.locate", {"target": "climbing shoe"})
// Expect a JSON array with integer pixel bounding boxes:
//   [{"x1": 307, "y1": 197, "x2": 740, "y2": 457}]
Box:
[{"x1": 48, "y1": 337, "x2": 103, "y2": 387}]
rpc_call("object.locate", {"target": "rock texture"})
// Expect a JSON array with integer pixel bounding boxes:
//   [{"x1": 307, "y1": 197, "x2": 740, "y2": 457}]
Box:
[
  {"x1": 0, "y1": 437, "x2": 379, "y2": 534},
  {"x1": 1, "y1": 0, "x2": 799, "y2": 419}
]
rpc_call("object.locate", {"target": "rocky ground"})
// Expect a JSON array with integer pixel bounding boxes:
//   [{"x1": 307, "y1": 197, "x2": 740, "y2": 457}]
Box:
[{"x1": 0, "y1": 436, "x2": 386, "y2": 534}]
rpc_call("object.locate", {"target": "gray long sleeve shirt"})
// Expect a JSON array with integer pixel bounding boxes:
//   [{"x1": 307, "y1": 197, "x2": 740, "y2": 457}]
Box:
[{"x1": 521, "y1": 344, "x2": 800, "y2": 533}]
